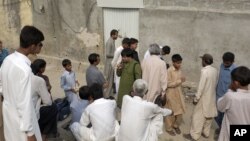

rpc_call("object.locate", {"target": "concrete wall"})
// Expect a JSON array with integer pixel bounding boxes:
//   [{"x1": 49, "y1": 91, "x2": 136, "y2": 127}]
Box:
[
  {"x1": 0, "y1": 0, "x2": 32, "y2": 51},
  {"x1": 140, "y1": 0, "x2": 250, "y2": 83},
  {"x1": 1, "y1": 0, "x2": 250, "y2": 84},
  {"x1": 32, "y1": 0, "x2": 103, "y2": 62}
]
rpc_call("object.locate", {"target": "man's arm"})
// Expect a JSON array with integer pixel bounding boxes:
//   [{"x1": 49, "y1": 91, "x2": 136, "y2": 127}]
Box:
[
  {"x1": 153, "y1": 104, "x2": 172, "y2": 116},
  {"x1": 134, "y1": 63, "x2": 142, "y2": 79},
  {"x1": 79, "y1": 108, "x2": 91, "y2": 127},
  {"x1": 37, "y1": 77, "x2": 52, "y2": 106},
  {"x1": 106, "y1": 40, "x2": 114, "y2": 58},
  {"x1": 111, "y1": 48, "x2": 121, "y2": 68},
  {"x1": 60, "y1": 75, "x2": 72, "y2": 91},
  {"x1": 27, "y1": 135, "x2": 36, "y2": 141},
  {"x1": 217, "y1": 91, "x2": 231, "y2": 112},
  {"x1": 194, "y1": 69, "x2": 207, "y2": 102},
  {"x1": 167, "y1": 69, "x2": 182, "y2": 88},
  {"x1": 160, "y1": 62, "x2": 168, "y2": 95},
  {"x1": 16, "y1": 71, "x2": 35, "y2": 136}
]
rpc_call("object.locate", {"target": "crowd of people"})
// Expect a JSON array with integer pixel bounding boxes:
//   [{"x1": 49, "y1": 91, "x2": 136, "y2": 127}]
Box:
[{"x1": 0, "y1": 26, "x2": 249, "y2": 141}]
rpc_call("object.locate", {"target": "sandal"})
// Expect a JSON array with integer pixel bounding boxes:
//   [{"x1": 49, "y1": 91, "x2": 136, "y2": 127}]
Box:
[
  {"x1": 174, "y1": 127, "x2": 181, "y2": 134},
  {"x1": 166, "y1": 130, "x2": 176, "y2": 136}
]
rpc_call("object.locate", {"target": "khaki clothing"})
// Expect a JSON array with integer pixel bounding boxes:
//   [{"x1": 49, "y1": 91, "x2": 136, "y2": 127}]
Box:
[
  {"x1": 165, "y1": 114, "x2": 182, "y2": 131},
  {"x1": 190, "y1": 65, "x2": 218, "y2": 140},
  {"x1": 104, "y1": 37, "x2": 116, "y2": 97},
  {"x1": 165, "y1": 66, "x2": 185, "y2": 115},
  {"x1": 190, "y1": 101, "x2": 213, "y2": 140},
  {"x1": 142, "y1": 55, "x2": 167, "y2": 102},
  {"x1": 164, "y1": 66, "x2": 185, "y2": 131},
  {"x1": 195, "y1": 65, "x2": 218, "y2": 118}
]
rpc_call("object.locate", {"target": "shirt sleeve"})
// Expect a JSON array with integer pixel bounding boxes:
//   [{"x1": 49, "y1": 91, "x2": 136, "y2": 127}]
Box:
[
  {"x1": 0, "y1": 69, "x2": 2, "y2": 96},
  {"x1": 79, "y1": 107, "x2": 91, "y2": 127},
  {"x1": 153, "y1": 105, "x2": 172, "y2": 116},
  {"x1": 60, "y1": 74, "x2": 71, "y2": 91},
  {"x1": 217, "y1": 92, "x2": 231, "y2": 112},
  {"x1": 167, "y1": 69, "x2": 182, "y2": 88},
  {"x1": 134, "y1": 63, "x2": 142, "y2": 80},
  {"x1": 38, "y1": 78, "x2": 52, "y2": 106},
  {"x1": 98, "y1": 72, "x2": 106, "y2": 86},
  {"x1": 106, "y1": 40, "x2": 114, "y2": 58},
  {"x1": 195, "y1": 69, "x2": 207, "y2": 100},
  {"x1": 111, "y1": 48, "x2": 120, "y2": 68},
  {"x1": 16, "y1": 71, "x2": 35, "y2": 135},
  {"x1": 160, "y1": 62, "x2": 168, "y2": 95}
]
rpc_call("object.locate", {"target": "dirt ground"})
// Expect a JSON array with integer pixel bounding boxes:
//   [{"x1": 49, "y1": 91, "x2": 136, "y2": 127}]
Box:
[{"x1": 43, "y1": 56, "x2": 219, "y2": 141}]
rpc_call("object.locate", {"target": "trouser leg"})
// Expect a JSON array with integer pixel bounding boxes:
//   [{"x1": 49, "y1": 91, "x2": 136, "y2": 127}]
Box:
[
  {"x1": 173, "y1": 114, "x2": 182, "y2": 128},
  {"x1": 202, "y1": 117, "x2": 213, "y2": 137},
  {"x1": 190, "y1": 106, "x2": 206, "y2": 140}
]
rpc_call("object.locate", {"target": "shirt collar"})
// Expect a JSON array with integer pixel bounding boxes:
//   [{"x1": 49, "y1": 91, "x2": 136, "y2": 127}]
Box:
[
  {"x1": 203, "y1": 65, "x2": 211, "y2": 69},
  {"x1": 133, "y1": 96, "x2": 143, "y2": 101},
  {"x1": 221, "y1": 64, "x2": 235, "y2": 71},
  {"x1": 237, "y1": 89, "x2": 249, "y2": 93},
  {"x1": 14, "y1": 51, "x2": 31, "y2": 66}
]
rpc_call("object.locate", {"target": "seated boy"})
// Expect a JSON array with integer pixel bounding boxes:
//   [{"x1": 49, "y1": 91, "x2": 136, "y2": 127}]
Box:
[
  {"x1": 70, "y1": 83, "x2": 119, "y2": 141},
  {"x1": 70, "y1": 86, "x2": 89, "y2": 124}
]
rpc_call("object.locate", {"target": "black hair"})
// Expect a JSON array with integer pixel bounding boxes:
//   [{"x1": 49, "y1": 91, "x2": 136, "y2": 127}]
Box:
[
  {"x1": 89, "y1": 83, "x2": 103, "y2": 100},
  {"x1": 31, "y1": 59, "x2": 46, "y2": 74},
  {"x1": 88, "y1": 53, "x2": 99, "y2": 64},
  {"x1": 130, "y1": 38, "x2": 138, "y2": 44},
  {"x1": 162, "y1": 46, "x2": 171, "y2": 54},
  {"x1": 121, "y1": 48, "x2": 133, "y2": 57},
  {"x1": 20, "y1": 25, "x2": 44, "y2": 48},
  {"x1": 172, "y1": 54, "x2": 182, "y2": 62},
  {"x1": 122, "y1": 38, "x2": 130, "y2": 45},
  {"x1": 231, "y1": 66, "x2": 250, "y2": 87},
  {"x1": 79, "y1": 86, "x2": 90, "y2": 100},
  {"x1": 110, "y1": 29, "x2": 118, "y2": 36},
  {"x1": 62, "y1": 59, "x2": 71, "y2": 67},
  {"x1": 223, "y1": 52, "x2": 235, "y2": 62}
]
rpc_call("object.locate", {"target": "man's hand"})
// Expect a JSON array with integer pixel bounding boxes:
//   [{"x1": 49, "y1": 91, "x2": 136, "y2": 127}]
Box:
[
  {"x1": 27, "y1": 135, "x2": 36, "y2": 141},
  {"x1": 103, "y1": 82, "x2": 109, "y2": 88},
  {"x1": 181, "y1": 76, "x2": 186, "y2": 82},
  {"x1": 71, "y1": 88, "x2": 77, "y2": 93},
  {"x1": 76, "y1": 80, "x2": 80, "y2": 86},
  {"x1": 193, "y1": 97, "x2": 198, "y2": 105}
]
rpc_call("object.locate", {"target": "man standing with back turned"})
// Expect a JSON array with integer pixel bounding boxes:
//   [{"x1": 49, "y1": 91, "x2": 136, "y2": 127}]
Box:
[{"x1": 0, "y1": 25, "x2": 44, "y2": 141}]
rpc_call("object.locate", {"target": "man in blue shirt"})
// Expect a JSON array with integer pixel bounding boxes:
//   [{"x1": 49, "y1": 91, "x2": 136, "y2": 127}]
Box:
[
  {"x1": 215, "y1": 52, "x2": 236, "y2": 132},
  {"x1": 0, "y1": 40, "x2": 9, "y2": 67}
]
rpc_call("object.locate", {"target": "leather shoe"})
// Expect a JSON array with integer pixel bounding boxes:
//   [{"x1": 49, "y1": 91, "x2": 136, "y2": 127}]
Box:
[
  {"x1": 174, "y1": 127, "x2": 181, "y2": 134},
  {"x1": 183, "y1": 134, "x2": 197, "y2": 141},
  {"x1": 166, "y1": 130, "x2": 176, "y2": 136}
]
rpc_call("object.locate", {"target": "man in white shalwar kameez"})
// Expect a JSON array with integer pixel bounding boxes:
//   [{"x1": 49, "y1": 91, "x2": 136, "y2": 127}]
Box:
[
  {"x1": 217, "y1": 66, "x2": 250, "y2": 141},
  {"x1": 141, "y1": 43, "x2": 168, "y2": 102},
  {"x1": 111, "y1": 38, "x2": 130, "y2": 95},
  {"x1": 70, "y1": 83, "x2": 119, "y2": 141},
  {"x1": 0, "y1": 26, "x2": 44, "y2": 141},
  {"x1": 183, "y1": 54, "x2": 218, "y2": 141},
  {"x1": 117, "y1": 79, "x2": 172, "y2": 141}
]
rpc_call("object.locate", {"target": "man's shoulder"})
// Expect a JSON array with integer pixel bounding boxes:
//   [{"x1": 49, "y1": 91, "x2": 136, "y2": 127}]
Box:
[{"x1": 33, "y1": 75, "x2": 46, "y2": 85}]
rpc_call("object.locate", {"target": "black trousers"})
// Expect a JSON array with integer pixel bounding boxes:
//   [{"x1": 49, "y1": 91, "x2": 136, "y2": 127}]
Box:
[{"x1": 39, "y1": 103, "x2": 58, "y2": 135}]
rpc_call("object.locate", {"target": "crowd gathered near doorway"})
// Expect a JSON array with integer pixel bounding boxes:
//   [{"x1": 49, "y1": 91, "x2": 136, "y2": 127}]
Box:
[{"x1": 0, "y1": 26, "x2": 250, "y2": 141}]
